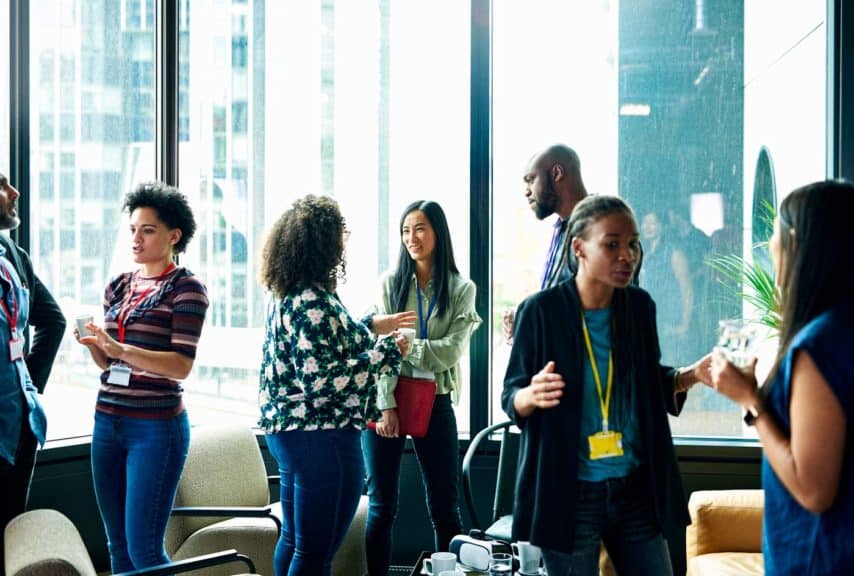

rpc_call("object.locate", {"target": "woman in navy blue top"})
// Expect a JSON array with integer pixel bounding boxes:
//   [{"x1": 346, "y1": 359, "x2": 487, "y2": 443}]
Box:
[{"x1": 709, "y1": 180, "x2": 854, "y2": 575}]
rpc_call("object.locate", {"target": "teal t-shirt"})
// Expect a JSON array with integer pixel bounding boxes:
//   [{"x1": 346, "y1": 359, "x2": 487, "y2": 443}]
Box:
[{"x1": 577, "y1": 306, "x2": 642, "y2": 481}]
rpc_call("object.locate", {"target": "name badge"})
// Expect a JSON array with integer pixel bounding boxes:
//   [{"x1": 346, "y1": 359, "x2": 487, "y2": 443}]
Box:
[
  {"x1": 588, "y1": 430, "x2": 624, "y2": 460},
  {"x1": 9, "y1": 336, "x2": 24, "y2": 362},
  {"x1": 107, "y1": 363, "x2": 132, "y2": 386}
]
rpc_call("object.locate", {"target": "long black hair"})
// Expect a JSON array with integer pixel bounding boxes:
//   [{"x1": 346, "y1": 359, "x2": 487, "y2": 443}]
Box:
[
  {"x1": 390, "y1": 200, "x2": 459, "y2": 317},
  {"x1": 765, "y1": 179, "x2": 854, "y2": 388}
]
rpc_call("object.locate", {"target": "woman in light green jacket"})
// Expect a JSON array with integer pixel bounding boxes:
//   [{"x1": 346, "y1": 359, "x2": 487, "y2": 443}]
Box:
[{"x1": 362, "y1": 200, "x2": 482, "y2": 575}]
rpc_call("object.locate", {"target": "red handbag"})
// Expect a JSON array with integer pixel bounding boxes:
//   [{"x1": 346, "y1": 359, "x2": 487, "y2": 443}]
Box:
[{"x1": 368, "y1": 376, "x2": 437, "y2": 438}]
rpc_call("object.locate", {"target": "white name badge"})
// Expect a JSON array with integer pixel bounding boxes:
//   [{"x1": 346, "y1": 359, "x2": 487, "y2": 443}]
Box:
[
  {"x1": 411, "y1": 367, "x2": 435, "y2": 380},
  {"x1": 107, "y1": 363, "x2": 132, "y2": 386},
  {"x1": 9, "y1": 336, "x2": 24, "y2": 362}
]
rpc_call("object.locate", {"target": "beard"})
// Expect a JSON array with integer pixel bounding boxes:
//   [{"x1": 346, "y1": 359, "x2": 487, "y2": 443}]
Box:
[
  {"x1": 533, "y1": 178, "x2": 559, "y2": 220},
  {"x1": 0, "y1": 209, "x2": 20, "y2": 231}
]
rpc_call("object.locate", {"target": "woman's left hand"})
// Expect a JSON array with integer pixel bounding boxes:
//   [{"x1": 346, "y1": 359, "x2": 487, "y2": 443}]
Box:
[
  {"x1": 708, "y1": 351, "x2": 760, "y2": 407},
  {"x1": 371, "y1": 311, "x2": 417, "y2": 334},
  {"x1": 80, "y1": 324, "x2": 126, "y2": 360}
]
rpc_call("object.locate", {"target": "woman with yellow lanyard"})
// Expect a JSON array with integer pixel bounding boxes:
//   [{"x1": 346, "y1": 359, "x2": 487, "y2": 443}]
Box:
[{"x1": 502, "y1": 195, "x2": 710, "y2": 576}]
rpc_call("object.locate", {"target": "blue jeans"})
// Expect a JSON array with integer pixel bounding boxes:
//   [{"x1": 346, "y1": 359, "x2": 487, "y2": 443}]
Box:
[
  {"x1": 362, "y1": 394, "x2": 463, "y2": 575},
  {"x1": 266, "y1": 428, "x2": 364, "y2": 576},
  {"x1": 541, "y1": 469, "x2": 672, "y2": 576},
  {"x1": 91, "y1": 410, "x2": 190, "y2": 573}
]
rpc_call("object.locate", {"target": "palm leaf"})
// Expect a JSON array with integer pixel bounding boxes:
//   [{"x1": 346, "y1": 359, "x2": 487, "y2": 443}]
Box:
[{"x1": 707, "y1": 251, "x2": 780, "y2": 332}]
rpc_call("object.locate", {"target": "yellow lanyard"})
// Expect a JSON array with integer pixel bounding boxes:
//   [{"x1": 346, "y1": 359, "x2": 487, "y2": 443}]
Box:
[{"x1": 580, "y1": 310, "x2": 614, "y2": 432}]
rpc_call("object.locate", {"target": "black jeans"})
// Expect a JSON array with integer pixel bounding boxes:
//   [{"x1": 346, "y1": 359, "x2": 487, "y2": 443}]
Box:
[
  {"x1": 361, "y1": 394, "x2": 463, "y2": 576},
  {"x1": 542, "y1": 469, "x2": 672, "y2": 576},
  {"x1": 0, "y1": 420, "x2": 38, "y2": 575}
]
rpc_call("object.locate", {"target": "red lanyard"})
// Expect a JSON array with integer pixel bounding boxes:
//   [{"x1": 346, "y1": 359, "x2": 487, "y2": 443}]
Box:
[
  {"x1": 117, "y1": 263, "x2": 176, "y2": 343},
  {"x1": 0, "y1": 266, "x2": 18, "y2": 337}
]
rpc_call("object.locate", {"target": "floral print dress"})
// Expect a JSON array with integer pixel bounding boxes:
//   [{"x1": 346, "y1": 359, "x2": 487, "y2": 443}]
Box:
[{"x1": 259, "y1": 286, "x2": 401, "y2": 433}]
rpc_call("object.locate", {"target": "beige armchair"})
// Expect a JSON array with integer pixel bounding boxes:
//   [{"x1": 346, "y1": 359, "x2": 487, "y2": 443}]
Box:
[
  {"x1": 686, "y1": 489, "x2": 764, "y2": 576},
  {"x1": 4, "y1": 509, "x2": 255, "y2": 576},
  {"x1": 166, "y1": 425, "x2": 367, "y2": 576}
]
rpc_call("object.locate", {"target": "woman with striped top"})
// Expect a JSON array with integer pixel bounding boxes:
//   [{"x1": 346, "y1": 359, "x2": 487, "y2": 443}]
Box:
[{"x1": 74, "y1": 182, "x2": 209, "y2": 573}]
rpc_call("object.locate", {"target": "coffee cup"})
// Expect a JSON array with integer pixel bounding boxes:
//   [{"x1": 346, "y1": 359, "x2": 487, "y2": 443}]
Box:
[
  {"x1": 424, "y1": 551, "x2": 456, "y2": 575},
  {"x1": 399, "y1": 327, "x2": 416, "y2": 347},
  {"x1": 437, "y1": 571, "x2": 465, "y2": 576},
  {"x1": 75, "y1": 315, "x2": 94, "y2": 338},
  {"x1": 512, "y1": 541, "x2": 543, "y2": 574}
]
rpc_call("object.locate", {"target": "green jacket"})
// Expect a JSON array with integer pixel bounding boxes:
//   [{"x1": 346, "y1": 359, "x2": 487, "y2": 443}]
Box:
[{"x1": 375, "y1": 271, "x2": 481, "y2": 410}]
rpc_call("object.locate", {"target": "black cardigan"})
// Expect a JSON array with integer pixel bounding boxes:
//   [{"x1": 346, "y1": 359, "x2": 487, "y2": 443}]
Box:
[
  {"x1": 501, "y1": 279, "x2": 691, "y2": 568},
  {"x1": 0, "y1": 234, "x2": 66, "y2": 393}
]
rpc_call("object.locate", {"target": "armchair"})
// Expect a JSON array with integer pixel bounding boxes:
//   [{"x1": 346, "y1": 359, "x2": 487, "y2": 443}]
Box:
[
  {"x1": 166, "y1": 425, "x2": 367, "y2": 576},
  {"x1": 686, "y1": 489, "x2": 764, "y2": 576},
  {"x1": 4, "y1": 509, "x2": 256, "y2": 576}
]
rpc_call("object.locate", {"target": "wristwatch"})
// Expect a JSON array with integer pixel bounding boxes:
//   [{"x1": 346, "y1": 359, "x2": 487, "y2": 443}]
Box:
[{"x1": 743, "y1": 402, "x2": 765, "y2": 426}]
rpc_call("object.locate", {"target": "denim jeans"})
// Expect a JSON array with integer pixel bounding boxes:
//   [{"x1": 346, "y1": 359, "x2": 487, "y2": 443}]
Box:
[
  {"x1": 362, "y1": 394, "x2": 463, "y2": 575},
  {"x1": 266, "y1": 428, "x2": 364, "y2": 576},
  {"x1": 91, "y1": 410, "x2": 190, "y2": 573},
  {"x1": 541, "y1": 469, "x2": 672, "y2": 576}
]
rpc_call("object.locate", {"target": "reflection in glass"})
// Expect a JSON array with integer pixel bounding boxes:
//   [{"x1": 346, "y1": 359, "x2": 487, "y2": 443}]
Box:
[{"x1": 492, "y1": 1, "x2": 826, "y2": 437}]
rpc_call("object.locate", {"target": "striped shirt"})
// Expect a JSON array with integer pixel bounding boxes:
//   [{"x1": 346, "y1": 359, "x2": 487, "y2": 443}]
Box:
[{"x1": 96, "y1": 266, "x2": 209, "y2": 419}]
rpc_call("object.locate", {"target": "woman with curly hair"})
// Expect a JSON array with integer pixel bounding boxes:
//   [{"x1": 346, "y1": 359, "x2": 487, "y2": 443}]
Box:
[
  {"x1": 75, "y1": 181, "x2": 208, "y2": 572},
  {"x1": 258, "y1": 194, "x2": 408, "y2": 576}
]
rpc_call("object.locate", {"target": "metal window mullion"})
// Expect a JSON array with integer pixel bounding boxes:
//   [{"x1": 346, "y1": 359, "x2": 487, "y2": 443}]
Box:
[
  {"x1": 469, "y1": 0, "x2": 491, "y2": 436},
  {"x1": 156, "y1": 0, "x2": 179, "y2": 185},
  {"x1": 9, "y1": 0, "x2": 30, "y2": 249}
]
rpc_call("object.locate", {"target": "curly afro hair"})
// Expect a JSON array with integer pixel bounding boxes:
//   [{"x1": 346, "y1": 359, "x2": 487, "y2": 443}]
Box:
[
  {"x1": 259, "y1": 194, "x2": 347, "y2": 298},
  {"x1": 123, "y1": 181, "x2": 196, "y2": 254}
]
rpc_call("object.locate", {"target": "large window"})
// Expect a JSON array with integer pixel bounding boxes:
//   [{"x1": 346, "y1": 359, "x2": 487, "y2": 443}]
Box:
[
  {"x1": 27, "y1": 0, "x2": 470, "y2": 440},
  {"x1": 29, "y1": 0, "x2": 156, "y2": 440},
  {"x1": 178, "y1": 0, "x2": 470, "y2": 433},
  {"x1": 16, "y1": 1, "x2": 833, "y2": 442},
  {"x1": 491, "y1": 0, "x2": 826, "y2": 437}
]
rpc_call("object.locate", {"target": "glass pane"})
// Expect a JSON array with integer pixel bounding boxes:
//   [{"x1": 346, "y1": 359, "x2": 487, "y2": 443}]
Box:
[
  {"x1": 30, "y1": 0, "x2": 156, "y2": 440},
  {"x1": 179, "y1": 1, "x2": 471, "y2": 432},
  {"x1": 492, "y1": 1, "x2": 826, "y2": 437}
]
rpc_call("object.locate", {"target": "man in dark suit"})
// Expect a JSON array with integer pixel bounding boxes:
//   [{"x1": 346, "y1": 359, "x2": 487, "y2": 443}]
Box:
[
  {"x1": 502, "y1": 144, "x2": 589, "y2": 344},
  {"x1": 0, "y1": 172, "x2": 66, "y2": 566}
]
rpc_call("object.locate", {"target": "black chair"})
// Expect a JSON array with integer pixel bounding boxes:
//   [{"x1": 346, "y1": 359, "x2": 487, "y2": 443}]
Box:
[{"x1": 461, "y1": 420, "x2": 519, "y2": 542}]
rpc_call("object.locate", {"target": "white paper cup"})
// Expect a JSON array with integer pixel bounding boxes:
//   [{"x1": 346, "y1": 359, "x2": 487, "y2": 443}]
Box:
[
  {"x1": 75, "y1": 315, "x2": 94, "y2": 337},
  {"x1": 399, "y1": 327, "x2": 416, "y2": 347}
]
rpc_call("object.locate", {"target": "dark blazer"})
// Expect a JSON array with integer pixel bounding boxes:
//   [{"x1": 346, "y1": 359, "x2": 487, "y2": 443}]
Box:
[
  {"x1": 501, "y1": 279, "x2": 691, "y2": 567},
  {"x1": 0, "y1": 234, "x2": 66, "y2": 393}
]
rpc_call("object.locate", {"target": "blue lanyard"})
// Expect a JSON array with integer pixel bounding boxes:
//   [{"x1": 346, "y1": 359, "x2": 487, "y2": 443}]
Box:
[{"x1": 416, "y1": 283, "x2": 436, "y2": 339}]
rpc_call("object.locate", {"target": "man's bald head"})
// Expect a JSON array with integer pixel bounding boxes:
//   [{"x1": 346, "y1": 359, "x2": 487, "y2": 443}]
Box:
[{"x1": 523, "y1": 144, "x2": 588, "y2": 220}]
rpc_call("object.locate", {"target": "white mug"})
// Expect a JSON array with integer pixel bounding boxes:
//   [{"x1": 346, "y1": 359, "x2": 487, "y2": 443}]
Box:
[
  {"x1": 424, "y1": 552, "x2": 456, "y2": 575},
  {"x1": 512, "y1": 541, "x2": 543, "y2": 574}
]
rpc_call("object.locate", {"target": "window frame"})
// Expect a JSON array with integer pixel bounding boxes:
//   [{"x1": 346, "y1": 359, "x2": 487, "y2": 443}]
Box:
[{"x1": 7, "y1": 0, "x2": 854, "y2": 449}]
